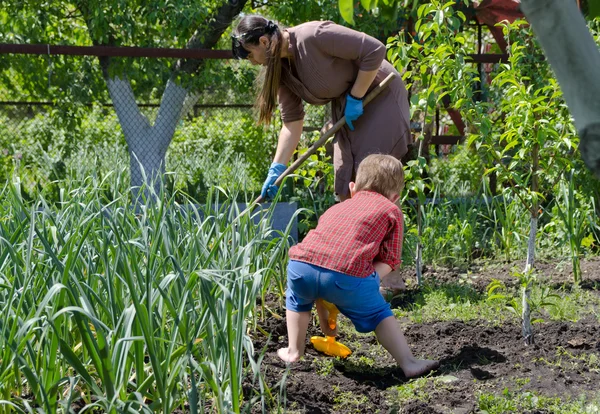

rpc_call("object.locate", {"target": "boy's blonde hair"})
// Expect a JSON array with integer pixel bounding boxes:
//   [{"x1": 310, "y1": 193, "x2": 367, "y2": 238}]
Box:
[{"x1": 354, "y1": 154, "x2": 405, "y2": 197}]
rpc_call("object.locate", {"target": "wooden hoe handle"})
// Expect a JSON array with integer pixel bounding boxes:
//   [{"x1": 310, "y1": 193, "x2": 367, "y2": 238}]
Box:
[{"x1": 252, "y1": 72, "x2": 397, "y2": 205}]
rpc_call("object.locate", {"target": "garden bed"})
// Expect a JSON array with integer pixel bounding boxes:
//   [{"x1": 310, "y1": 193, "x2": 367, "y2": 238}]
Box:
[{"x1": 247, "y1": 258, "x2": 600, "y2": 413}]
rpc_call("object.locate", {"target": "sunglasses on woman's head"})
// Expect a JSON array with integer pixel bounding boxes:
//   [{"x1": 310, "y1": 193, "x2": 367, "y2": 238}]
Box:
[
  {"x1": 231, "y1": 28, "x2": 266, "y2": 60},
  {"x1": 231, "y1": 35, "x2": 250, "y2": 60}
]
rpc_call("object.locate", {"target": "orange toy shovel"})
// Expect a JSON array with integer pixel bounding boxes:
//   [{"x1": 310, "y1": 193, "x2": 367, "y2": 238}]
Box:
[{"x1": 310, "y1": 300, "x2": 352, "y2": 358}]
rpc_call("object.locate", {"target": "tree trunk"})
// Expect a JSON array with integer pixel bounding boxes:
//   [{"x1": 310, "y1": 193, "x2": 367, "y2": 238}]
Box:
[
  {"x1": 415, "y1": 128, "x2": 429, "y2": 286},
  {"x1": 416, "y1": 207, "x2": 423, "y2": 285},
  {"x1": 522, "y1": 143, "x2": 539, "y2": 345},
  {"x1": 107, "y1": 77, "x2": 194, "y2": 201},
  {"x1": 522, "y1": 215, "x2": 537, "y2": 345},
  {"x1": 520, "y1": 0, "x2": 600, "y2": 177},
  {"x1": 97, "y1": 0, "x2": 248, "y2": 201}
]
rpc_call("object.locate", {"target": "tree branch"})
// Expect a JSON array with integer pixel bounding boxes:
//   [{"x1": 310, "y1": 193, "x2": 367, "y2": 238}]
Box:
[{"x1": 175, "y1": 0, "x2": 248, "y2": 74}]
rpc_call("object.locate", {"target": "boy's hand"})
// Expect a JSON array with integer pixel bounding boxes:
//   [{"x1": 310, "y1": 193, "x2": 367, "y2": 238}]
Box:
[{"x1": 320, "y1": 322, "x2": 338, "y2": 337}]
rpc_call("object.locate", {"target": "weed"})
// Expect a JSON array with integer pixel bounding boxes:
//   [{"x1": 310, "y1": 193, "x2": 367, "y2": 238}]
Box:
[
  {"x1": 478, "y1": 389, "x2": 600, "y2": 414},
  {"x1": 332, "y1": 386, "x2": 374, "y2": 413},
  {"x1": 514, "y1": 377, "x2": 531, "y2": 387},
  {"x1": 312, "y1": 358, "x2": 335, "y2": 377},
  {"x1": 386, "y1": 377, "x2": 431, "y2": 406}
]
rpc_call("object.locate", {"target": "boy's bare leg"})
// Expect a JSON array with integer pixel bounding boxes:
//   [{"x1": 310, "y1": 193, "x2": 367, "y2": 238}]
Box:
[
  {"x1": 278, "y1": 310, "x2": 311, "y2": 363},
  {"x1": 374, "y1": 316, "x2": 439, "y2": 378}
]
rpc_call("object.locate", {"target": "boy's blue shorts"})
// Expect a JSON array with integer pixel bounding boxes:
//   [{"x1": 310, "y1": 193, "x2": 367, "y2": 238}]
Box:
[{"x1": 285, "y1": 260, "x2": 393, "y2": 333}]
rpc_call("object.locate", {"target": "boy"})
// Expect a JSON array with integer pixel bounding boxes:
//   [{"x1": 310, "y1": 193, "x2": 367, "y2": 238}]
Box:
[{"x1": 277, "y1": 154, "x2": 439, "y2": 378}]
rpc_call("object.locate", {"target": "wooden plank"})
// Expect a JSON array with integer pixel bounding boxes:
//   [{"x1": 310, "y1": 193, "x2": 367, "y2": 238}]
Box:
[
  {"x1": 430, "y1": 135, "x2": 462, "y2": 145},
  {"x1": 0, "y1": 101, "x2": 251, "y2": 108},
  {"x1": 0, "y1": 43, "x2": 232, "y2": 59},
  {"x1": 466, "y1": 53, "x2": 508, "y2": 63}
]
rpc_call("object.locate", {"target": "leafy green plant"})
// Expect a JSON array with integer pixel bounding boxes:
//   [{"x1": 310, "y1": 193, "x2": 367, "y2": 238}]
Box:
[
  {"x1": 487, "y1": 272, "x2": 559, "y2": 339},
  {"x1": 554, "y1": 170, "x2": 600, "y2": 283},
  {"x1": 387, "y1": 0, "x2": 479, "y2": 281},
  {"x1": 481, "y1": 191, "x2": 528, "y2": 262},
  {"x1": 430, "y1": 144, "x2": 486, "y2": 197},
  {"x1": 470, "y1": 19, "x2": 577, "y2": 344},
  {"x1": 478, "y1": 388, "x2": 600, "y2": 414},
  {"x1": 0, "y1": 163, "x2": 292, "y2": 412},
  {"x1": 290, "y1": 142, "x2": 336, "y2": 237}
]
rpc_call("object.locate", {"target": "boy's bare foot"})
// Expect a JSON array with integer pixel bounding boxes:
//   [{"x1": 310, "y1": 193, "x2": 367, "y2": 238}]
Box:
[
  {"x1": 277, "y1": 347, "x2": 302, "y2": 363},
  {"x1": 401, "y1": 359, "x2": 440, "y2": 378}
]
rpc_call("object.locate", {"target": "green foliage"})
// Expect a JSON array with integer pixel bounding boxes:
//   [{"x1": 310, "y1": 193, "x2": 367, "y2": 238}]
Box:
[
  {"x1": 0, "y1": 1, "x2": 254, "y2": 103},
  {"x1": 429, "y1": 144, "x2": 485, "y2": 197},
  {"x1": 393, "y1": 280, "x2": 514, "y2": 323},
  {"x1": 290, "y1": 143, "x2": 337, "y2": 236},
  {"x1": 0, "y1": 164, "x2": 291, "y2": 412},
  {"x1": 478, "y1": 389, "x2": 600, "y2": 414},
  {"x1": 388, "y1": 0, "x2": 476, "y2": 126},
  {"x1": 339, "y1": 0, "x2": 355, "y2": 25},
  {"x1": 387, "y1": 376, "x2": 431, "y2": 406},
  {"x1": 486, "y1": 271, "x2": 560, "y2": 324},
  {"x1": 338, "y1": 0, "x2": 466, "y2": 27},
  {"x1": 468, "y1": 20, "x2": 577, "y2": 211},
  {"x1": 480, "y1": 193, "x2": 529, "y2": 261},
  {"x1": 553, "y1": 170, "x2": 600, "y2": 283},
  {"x1": 169, "y1": 108, "x2": 279, "y2": 198},
  {"x1": 387, "y1": 2, "x2": 600, "y2": 272},
  {"x1": 0, "y1": 105, "x2": 280, "y2": 202}
]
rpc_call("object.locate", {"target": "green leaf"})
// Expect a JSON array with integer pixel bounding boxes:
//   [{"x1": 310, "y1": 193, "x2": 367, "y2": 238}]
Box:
[
  {"x1": 436, "y1": 10, "x2": 444, "y2": 26},
  {"x1": 532, "y1": 318, "x2": 545, "y2": 324},
  {"x1": 582, "y1": 234, "x2": 595, "y2": 248},
  {"x1": 361, "y1": 0, "x2": 373, "y2": 11},
  {"x1": 339, "y1": 0, "x2": 355, "y2": 25},
  {"x1": 589, "y1": 1, "x2": 600, "y2": 18}
]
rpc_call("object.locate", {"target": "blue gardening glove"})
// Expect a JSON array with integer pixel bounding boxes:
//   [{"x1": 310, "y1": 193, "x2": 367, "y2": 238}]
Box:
[
  {"x1": 261, "y1": 162, "x2": 287, "y2": 200},
  {"x1": 345, "y1": 93, "x2": 364, "y2": 131}
]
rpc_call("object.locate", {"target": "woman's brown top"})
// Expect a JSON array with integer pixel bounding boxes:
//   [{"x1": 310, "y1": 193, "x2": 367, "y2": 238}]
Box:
[{"x1": 279, "y1": 21, "x2": 412, "y2": 196}]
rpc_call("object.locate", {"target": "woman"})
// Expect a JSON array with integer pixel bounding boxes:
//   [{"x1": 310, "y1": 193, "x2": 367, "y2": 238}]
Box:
[
  {"x1": 232, "y1": 15, "x2": 412, "y2": 202},
  {"x1": 232, "y1": 15, "x2": 410, "y2": 298}
]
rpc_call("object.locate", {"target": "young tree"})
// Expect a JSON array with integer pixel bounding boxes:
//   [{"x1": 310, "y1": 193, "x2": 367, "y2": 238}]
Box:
[
  {"x1": 387, "y1": 0, "x2": 478, "y2": 282},
  {"x1": 519, "y1": 0, "x2": 600, "y2": 178},
  {"x1": 477, "y1": 22, "x2": 576, "y2": 343},
  {"x1": 340, "y1": 0, "x2": 600, "y2": 177}
]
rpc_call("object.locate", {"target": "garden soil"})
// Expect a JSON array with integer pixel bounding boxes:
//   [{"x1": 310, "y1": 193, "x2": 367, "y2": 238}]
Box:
[{"x1": 246, "y1": 258, "x2": 600, "y2": 413}]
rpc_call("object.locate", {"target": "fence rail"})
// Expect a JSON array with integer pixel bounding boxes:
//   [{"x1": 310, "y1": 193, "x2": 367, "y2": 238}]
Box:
[{"x1": 0, "y1": 43, "x2": 233, "y2": 59}]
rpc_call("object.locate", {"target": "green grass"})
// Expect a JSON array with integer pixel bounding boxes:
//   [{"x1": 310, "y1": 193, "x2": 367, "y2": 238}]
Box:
[
  {"x1": 386, "y1": 376, "x2": 432, "y2": 405},
  {"x1": 533, "y1": 347, "x2": 600, "y2": 373},
  {"x1": 545, "y1": 287, "x2": 600, "y2": 322},
  {"x1": 312, "y1": 357, "x2": 335, "y2": 377},
  {"x1": 393, "y1": 282, "x2": 515, "y2": 324},
  {"x1": 332, "y1": 386, "x2": 376, "y2": 413},
  {"x1": 391, "y1": 281, "x2": 600, "y2": 325},
  {"x1": 477, "y1": 389, "x2": 600, "y2": 414},
  {"x1": 385, "y1": 375, "x2": 459, "y2": 409}
]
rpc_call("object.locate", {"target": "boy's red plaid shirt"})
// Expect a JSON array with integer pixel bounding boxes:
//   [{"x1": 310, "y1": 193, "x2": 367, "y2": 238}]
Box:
[{"x1": 289, "y1": 191, "x2": 403, "y2": 277}]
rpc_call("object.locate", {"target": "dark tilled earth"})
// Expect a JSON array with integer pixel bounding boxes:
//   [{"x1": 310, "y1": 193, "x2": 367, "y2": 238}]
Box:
[{"x1": 245, "y1": 258, "x2": 600, "y2": 413}]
